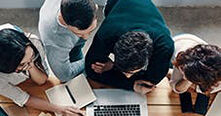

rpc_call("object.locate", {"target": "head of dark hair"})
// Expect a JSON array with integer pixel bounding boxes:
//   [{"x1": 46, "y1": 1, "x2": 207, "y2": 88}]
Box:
[
  {"x1": 173, "y1": 44, "x2": 221, "y2": 92},
  {"x1": 0, "y1": 29, "x2": 32, "y2": 73},
  {"x1": 114, "y1": 31, "x2": 153, "y2": 73},
  {"x1": 61, "y1": 0, "x2": 97, "y2": 30}
]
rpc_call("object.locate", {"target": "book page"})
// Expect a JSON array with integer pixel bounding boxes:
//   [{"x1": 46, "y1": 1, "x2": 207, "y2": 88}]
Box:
[
  {"x1": 67, "y1": 74, "x2": 96, "y2": 108},
  {"x1": 45, "y1": 84, "x2": 75, "y2": 106}
]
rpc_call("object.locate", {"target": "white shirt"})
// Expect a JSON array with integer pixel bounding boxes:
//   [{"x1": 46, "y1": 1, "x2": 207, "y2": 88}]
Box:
[
  {"x1": 0, "y1": 72, "x2": 30, "y2": 107},
  {"x1": 0, "y1": 23, "x2": 47, "y2": 107},
  {"x1": 169, "y1": 34, "x2": 209, "y2": 94}
]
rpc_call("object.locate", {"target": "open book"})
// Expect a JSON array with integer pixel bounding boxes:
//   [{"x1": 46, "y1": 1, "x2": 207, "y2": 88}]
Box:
[{"x1": 45, "y1": 74, "x2": 96, "y2": 115}]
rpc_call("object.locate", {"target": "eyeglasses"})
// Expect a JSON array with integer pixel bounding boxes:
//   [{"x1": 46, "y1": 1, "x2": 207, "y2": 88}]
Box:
[{"x1": 17, "y1": 50, "x2": 39, "y2": 72}]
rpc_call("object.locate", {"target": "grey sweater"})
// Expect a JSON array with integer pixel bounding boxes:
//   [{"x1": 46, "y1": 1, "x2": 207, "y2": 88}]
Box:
[{"x1": 38, "y1": 0, "x2": 86, "y2": 82}]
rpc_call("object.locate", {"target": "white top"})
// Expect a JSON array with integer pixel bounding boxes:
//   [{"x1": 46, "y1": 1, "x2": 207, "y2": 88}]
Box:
[
  {"x1": 0, "y1": 23, "x2": 47, "y2": 107},
  {"x1": 0, "y1": 72, "x2": 30, "y2": 107},
  {"x1": 169, "y1": 34, "x2": 213, "y2": 94}
]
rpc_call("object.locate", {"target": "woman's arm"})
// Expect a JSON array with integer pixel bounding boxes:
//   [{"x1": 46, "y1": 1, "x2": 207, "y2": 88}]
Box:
[
  {"x1": 170, "y1": 67, "x2": 192, "y2": 93},
  {"x1": 28, "y1": 62, "x2": 48, "y2": 85},
  {"x1": 175, "y1": 79, "x2": 192, "y2": 93},
  {"x1": 25, "y1": 96, "x2": 85, "y2": 116}
]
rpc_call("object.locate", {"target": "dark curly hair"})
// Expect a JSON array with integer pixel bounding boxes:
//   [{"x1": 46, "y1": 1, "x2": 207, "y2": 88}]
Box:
[
  {"x1": 61, "y1": 0, "x2": 97, "y2": 30},
  {"x1": 114, "y1": 31, "x2": 153, "y2": 73},
  {"x1": 173, "y1": 44, "x2": 221, "y2": 92}
]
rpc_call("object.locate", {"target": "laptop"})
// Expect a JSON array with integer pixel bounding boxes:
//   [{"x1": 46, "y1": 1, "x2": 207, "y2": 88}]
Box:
[
  {"x1": 206, "y1": 93, "x2": 221, "y2": 116},
  {"x1": 86, "y1": 89, "x2": 148, "y2": 116}
]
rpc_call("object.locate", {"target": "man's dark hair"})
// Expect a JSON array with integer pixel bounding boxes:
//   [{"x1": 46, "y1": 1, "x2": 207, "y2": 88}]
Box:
[
  {"x1": 0, "y1": 29, "x2": 31, "y2": 73},
  {"x1": 114, "y1": 31, "x2": 153, "y2": 73},
  {"x1": 174, "y1": 44, "x2": 221, "y2": 92},
  {"x1": 61, "y1": 0, "x2": 97, "y2": 30}
]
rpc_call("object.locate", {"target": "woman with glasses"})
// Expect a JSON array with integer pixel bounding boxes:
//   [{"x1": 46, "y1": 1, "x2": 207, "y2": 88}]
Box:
[
  {"x1": 169, "y1": 34, "x2": 221, "y2": 115},
  {"x1": 0, "y1": 24, "x2": 84, "y2": 116}
]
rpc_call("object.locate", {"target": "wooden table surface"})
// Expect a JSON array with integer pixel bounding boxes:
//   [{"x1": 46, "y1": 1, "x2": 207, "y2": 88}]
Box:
[{"x1": 0, "y1": 77, "x2": 216, "y2": 116}]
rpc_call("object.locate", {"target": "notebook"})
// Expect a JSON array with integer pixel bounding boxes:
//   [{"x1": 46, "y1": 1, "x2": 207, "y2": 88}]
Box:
[{"x1": 45, "y1": 74, "x2": 96, "y2": 116}]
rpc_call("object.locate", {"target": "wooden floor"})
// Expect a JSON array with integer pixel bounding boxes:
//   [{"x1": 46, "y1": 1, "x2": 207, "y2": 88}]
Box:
[{"x1": 0, "y1": 76, "x2": 217, "y2": 116}]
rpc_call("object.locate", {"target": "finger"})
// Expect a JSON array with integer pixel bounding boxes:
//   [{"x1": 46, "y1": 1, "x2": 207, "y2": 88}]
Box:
[
  {"x1": 135, "y1": 80, "x2": 144, "y2": 85},
  {"x1": 22, "y1": 64, "x2": 29, "y2": 71},
  {"x1": 91, "y1": 65, "x2": 103, "y2": 73},
  {"x1": 92, "y1": 64, "x2": 103, "y2": 70},
  {"x1": 141, "y1": 81, "x2": 155, "y2": 86},
  {"x1": 63, "y1": 110, "x2": 76, "y2": 116},
  {"x1": 94, "y1": 65, "x2": 103, "y2": 70},
  {"x1": 136, "y1": 83, "x2": 154, "y2": 89},
  {"x1": 141, "y1": 86, "x2": 153, "y2": 94},
  {"x1": 68, "y1": 107, "x2": 85, "y2": 116},
  {"x1": 94, "y1": 69, "x2": 102, "y2": 74},
  {"x1": 65, "y1": 109, "x2": 79, "y2": 115},
  {"x1": 91, "y1": 64, "x2": 95, "y2": 70},
  {"x1": 26, "y1": 65, "x2": 32, "y2": 71},
  {"x1": 95, "y1": 62, "x2": 105, "y2": 67},
  {"x1": 68, "y1": 106, "x2": 80, "y2": 110}
]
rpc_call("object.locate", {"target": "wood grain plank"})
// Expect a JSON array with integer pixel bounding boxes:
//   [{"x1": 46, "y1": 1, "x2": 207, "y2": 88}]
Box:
[{"x1": 0, "y1": 76, "x2": 217, "y2": 116}]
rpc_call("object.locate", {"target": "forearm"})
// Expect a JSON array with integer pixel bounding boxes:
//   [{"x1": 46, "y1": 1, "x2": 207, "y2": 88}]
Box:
[
  {"x1": 25, "y1": 96, "x2": 59, "y2": 112},
  {"x1": 29, "y1": 63, "x2": 48, "y2": 85},
  {"x1": 45, "y1": 45, "x2": 84, "y2": 82},
  {"x1": 52, "y1": 59, "x2": 84, "y2": 82},
  {"x1": 175, "y1": 79, "x2": 192, "y2": 93}
]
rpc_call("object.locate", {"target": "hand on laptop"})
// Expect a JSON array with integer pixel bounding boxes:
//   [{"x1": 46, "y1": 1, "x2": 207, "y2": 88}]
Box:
[
  {"x1": 56, "y1": 106, "x2": 85, "y2": 116},
  {"x1": 91, "y1": 61, "x2": 114, "y2": 74},
  {"x1": 133, "y1": 80, "x2": 156, "y2": 95}
]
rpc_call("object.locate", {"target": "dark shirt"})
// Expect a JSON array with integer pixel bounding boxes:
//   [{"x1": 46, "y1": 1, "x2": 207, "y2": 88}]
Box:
[{"x1": 85, "y1": 0, "x2": 174, "y2": 90}]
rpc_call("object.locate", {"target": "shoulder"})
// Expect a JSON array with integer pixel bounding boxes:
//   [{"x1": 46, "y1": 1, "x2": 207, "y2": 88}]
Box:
[{"x1": 154, "y1": 34, "x2": 174, "y2": 53}]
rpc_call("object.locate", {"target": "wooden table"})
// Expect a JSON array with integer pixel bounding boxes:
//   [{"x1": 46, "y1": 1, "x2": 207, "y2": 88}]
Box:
[{"x1": 0, "y1": 77, "x2": 216, "y2": 116}]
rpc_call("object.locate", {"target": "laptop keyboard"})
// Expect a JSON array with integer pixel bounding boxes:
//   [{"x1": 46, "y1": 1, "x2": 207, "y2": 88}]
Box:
[{"x1": 93, "y1": 104, "x2": 141, "y2": 116}]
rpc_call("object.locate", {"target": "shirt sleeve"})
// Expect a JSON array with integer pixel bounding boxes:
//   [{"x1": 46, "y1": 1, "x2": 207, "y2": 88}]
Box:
[
  {"x1": 169, "y1": 67, "x2": 188, "y2": 94},
  {"x1": 0, "y1": 78, "x2": 30, "y2": 107},
  {"x1": 85, "y1": 33, "x2": 111, "y2": 78},
  {"x1": 44, "y1": 45, "x2": 84, "y2": 82}
]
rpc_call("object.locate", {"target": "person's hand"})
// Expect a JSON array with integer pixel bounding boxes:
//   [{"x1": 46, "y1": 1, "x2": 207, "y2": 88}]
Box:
[
  {"x1": 22, "y1": 63, "x2": 33, "y2": 71},
  {"x1": 56, "y1": 106, "x2": 85, "y2": 116},
  {"x1": 91, "y1": 61, "x2": 114, "y2": 74},
  {"x1": 16, "y1": 61, "x2": 34, "y2": 73},
  {"x1": 186, "y1": 83, "x2": 196, "y2": 93},
  {"x1": 133, "y1": 80, "x2": 156, "y2": 95}
]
